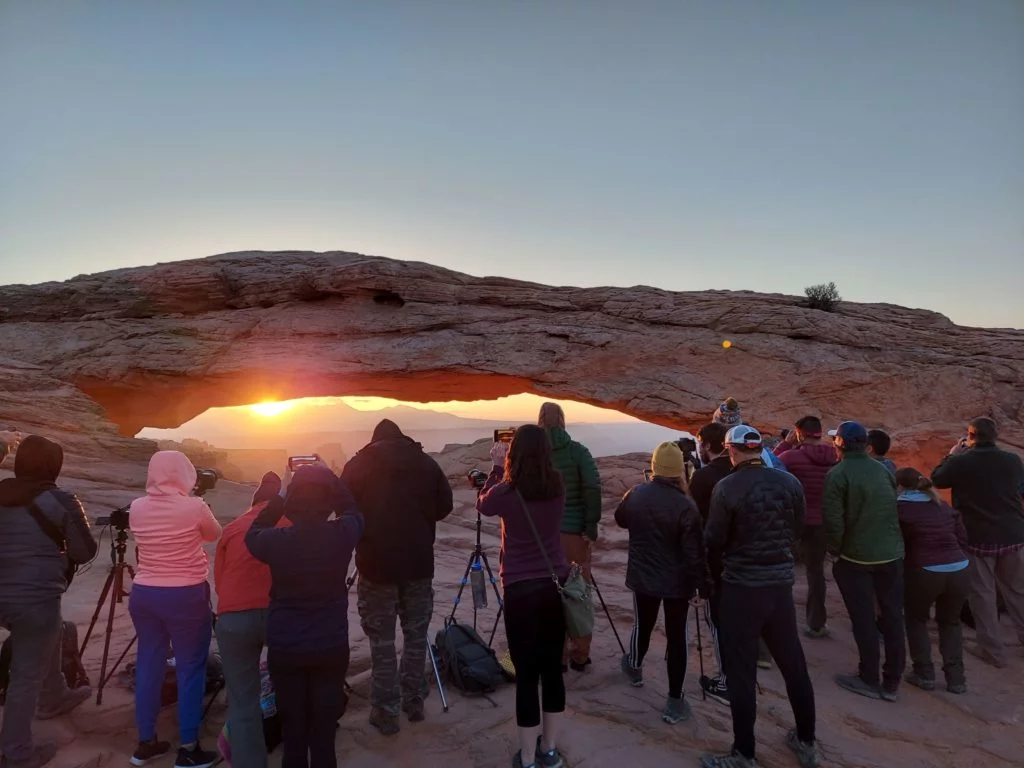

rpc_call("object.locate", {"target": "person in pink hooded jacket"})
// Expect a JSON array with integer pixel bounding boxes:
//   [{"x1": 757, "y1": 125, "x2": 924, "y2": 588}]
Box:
[{"x1": 127, "y1": 451, "x2": 222, "y2": 768}]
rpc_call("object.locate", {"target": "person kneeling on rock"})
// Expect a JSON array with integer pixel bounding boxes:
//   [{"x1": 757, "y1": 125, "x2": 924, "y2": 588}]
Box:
[{"x1": 615, "y1": 441, "x2": 707, "y2": 724}]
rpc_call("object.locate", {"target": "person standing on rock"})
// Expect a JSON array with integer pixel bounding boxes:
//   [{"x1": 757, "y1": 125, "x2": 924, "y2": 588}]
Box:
[
  {"x1": 0, "y1": 430, "x2": 21, "y2": 464},
  {"x1": 537, "y1": 402, "x2": 601, "y2": 672},
  {"x1": 773, "y1": 416, "x2": 838, "y2": 639},
  {"x1": 0, "y1": 435, "x2": 97, "y2": 768},
  {"x1": 341, "y1": 419, "x2": 453, "y2": 735},
  {"x1": 931, "y1": 417, "x2": 1024, "y2": 669},
  {"x1": 615, "y1": 441, "x2": 707, "y2": 724},
  {"x1": 702, "y1": 425, "x2": 818, "y2": 768},
  {"x1": 823, "y1": 421, "x2": 906, "y2": 702}
]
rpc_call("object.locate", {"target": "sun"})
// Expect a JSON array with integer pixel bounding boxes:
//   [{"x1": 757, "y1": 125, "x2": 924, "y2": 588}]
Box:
[{"x1": 249, "y1": 400, "x2": 297, "y2": 418}]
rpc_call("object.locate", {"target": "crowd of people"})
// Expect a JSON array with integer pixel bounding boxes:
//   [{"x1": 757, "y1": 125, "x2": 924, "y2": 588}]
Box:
[{"x1": 0, "y1": 396, "x2": 1022, "y2": 768}]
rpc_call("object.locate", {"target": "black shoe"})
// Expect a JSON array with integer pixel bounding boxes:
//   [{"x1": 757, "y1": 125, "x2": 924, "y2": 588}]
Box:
[
  {"x1": 403, "y1": 699, "x2": 425, "y2": 722},
  {"x1": 173, "y1": 744, "x2": 218, "y2": 768},
  {"x1": 699, "y1": 674, "x2": 730, "y2": 706},
  {"x1": 130, "y1": 739, "x2": 171, "y2": 766},
  {"x1": 569, "y1": 657, "x2": 592, "y2": 672}
]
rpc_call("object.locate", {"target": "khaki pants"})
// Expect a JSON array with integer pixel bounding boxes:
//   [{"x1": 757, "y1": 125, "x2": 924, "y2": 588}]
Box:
[
  {"x1": 968, "y1": 548, "x2": 1024, "y2": 665},
  {"x1": 560, "y1": 533, "x2": 592, "y2": 665}
]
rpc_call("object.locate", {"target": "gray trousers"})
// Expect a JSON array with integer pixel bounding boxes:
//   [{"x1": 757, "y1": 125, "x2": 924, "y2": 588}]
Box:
[
  {"x1": 216, "y1": 609, "x2": 268, "y2": 768},
  {"x1": 968, "y1": 548, "x2": 1024, "y2": 664},
  {"x1": 0, "y1": 597, "x2": 65, "y2": 762}
]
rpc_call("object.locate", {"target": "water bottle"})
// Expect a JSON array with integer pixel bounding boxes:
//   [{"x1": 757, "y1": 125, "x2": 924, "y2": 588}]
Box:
[{"x1": 470, "y1": 558, "x2": 488, "y2": 609}]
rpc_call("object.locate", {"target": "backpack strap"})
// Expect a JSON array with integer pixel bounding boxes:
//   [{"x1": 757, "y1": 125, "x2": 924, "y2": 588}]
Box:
[{"x1": 27, "y1": 492, "x2": 68, "y2": 554}]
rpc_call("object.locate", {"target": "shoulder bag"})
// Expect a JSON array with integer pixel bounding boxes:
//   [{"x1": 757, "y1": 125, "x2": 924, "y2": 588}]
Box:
[{"x1": 515, "y1": 489, "x2": 594, "y2": 639}]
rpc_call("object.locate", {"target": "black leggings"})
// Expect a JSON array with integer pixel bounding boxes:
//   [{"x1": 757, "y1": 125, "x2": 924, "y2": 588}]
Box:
[
  {"x1": 628, "y1": 592, "x2": 689, "y2": 698},
  {"x1": 504, "y1": 578, "x2": 566, "y2": 727},
  {"x1": 268, "y1": 648, "x2": 349, "y2": 768}
]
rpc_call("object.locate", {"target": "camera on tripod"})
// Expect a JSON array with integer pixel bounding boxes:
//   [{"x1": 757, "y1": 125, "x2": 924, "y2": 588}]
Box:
[{"x1": 94, "y1": 468, "x2": 219, "y2": 528}]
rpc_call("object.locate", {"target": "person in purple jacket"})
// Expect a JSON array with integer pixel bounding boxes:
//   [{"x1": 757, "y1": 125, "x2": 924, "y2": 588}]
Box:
[
  {"x1": 478, "y1": 425, "x2": 568, "y2": 768},
  {"x1": 896, "y1": 467, "x2": 970, "y2": 694}
]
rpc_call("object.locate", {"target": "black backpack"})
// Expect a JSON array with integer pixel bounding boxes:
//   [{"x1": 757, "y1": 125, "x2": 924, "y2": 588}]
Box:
[
  {"x1": 434, "y1": 619, "x2": 506, "y2": 695},
  {"x1": 0, "y1": 621, "x2": 89, "y2": 706}
]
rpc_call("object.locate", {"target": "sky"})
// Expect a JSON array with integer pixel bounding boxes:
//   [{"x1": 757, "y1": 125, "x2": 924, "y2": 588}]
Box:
[{"x1": 2, "y1": 1, "x2": 1022, "y2": 336}]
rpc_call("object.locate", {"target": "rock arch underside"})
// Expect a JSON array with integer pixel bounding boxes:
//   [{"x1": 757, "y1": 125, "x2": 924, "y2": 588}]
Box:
[{"x1": 1, "y1": 250, "x2": 1022, "y2": 483}]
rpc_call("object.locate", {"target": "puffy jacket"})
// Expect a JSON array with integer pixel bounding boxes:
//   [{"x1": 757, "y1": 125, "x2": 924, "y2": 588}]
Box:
[
  {"x1": 614, "y1": 478, "x2": 707, "y2": 599},
  {"x1": 897, "y1": 492, "x2": 968, "y2": 569},
  {"x1": 823, "y1": 452, "x2": 904, "y2": 563},
  {"x1": 931, "y1": 444, "x2": 1024, "y2": 548},
  {"x1": 705, "y1": 461, "x2": 806, "y2": 588},
  {"x1": 777, "y1": 442, "x2": 837, "y2": 526},
  {"x1": 342, "y1": 420, "x2": 453, "y2": 585},
  {"x1": 0, "y1": 489, "x2": 97, "y2": 605},
  {"x1": 689, "y1": 456, "x2": 733, "y2": 524},
  {"x1": 545, "y1": 427, "x2": 602, "y2": 539}
]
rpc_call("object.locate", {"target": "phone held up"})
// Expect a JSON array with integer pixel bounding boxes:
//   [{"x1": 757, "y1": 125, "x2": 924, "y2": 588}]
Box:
[
  {"x1": 287, "y1": 454, "x2": 320, "y2": 471},
  {"x1": 493, "y1": 428, "x2": 516, "y2": 444}
]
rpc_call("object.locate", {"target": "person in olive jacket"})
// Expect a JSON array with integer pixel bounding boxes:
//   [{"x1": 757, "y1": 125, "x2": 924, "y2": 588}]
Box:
[
  {"x1": 615, "y1": 442, "x2": 706, "y2": 726},
  {"x1": 538, "y1": 402, "x2": 602, "y2": 671},
  {"x1": 823, "y1": 421, "x2": 905, "y2": 702}
]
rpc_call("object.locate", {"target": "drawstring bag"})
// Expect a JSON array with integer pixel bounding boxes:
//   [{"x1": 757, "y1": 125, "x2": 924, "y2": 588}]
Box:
[{"x1": 515, "y1": 490, "x2": 595, "y2": 639}]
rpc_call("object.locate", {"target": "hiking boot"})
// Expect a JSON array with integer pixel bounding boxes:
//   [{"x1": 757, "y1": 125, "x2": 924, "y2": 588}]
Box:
[
  {"x1": 662, "y1": 695, "x2": 691, "y2": 724},
  {"x1": 173, "y1": 744, "x2": 218, "y2": 768},
  {"x1": 0, "y1": 741, "x2": 57, "y2": 768},
  {"x1": 905, "y1": 672, "x2": 936, "y2": 691},
  {"x1": 36, "y1": 685, "x2": 92, "y2": 719},
  {"x1": 620, "y1": 653, "x2": 643, "y2": 687},
  {"x1": 786, "y1": 729, "x2": 820, "y2": 768},
  {"x1": 835, "y1": 673, "x2": 882, "y2": 700},
  {"x1": 699, "y1": 749, "x2": 759, "y2": 767},
  {"x1": 534, "y1": 736, "x2": 564, "y2": 768},
  {"x1": 369, "y1": 706, "x2": 400, "y2": 736},
  {"x1": 803, "y1": 625, "x2": 830, "y2": 639},
  {"x1": 403, "y1": 698, "x2": 425, "y2": 722},
  {"x1": 700, "y1": 675, "x2": 730, "y2": 706},
  {"x1": 568, "y1": 657, "x2": 592, "y2": 672},
  {"x1": 880, "y1": 683, "x2": 898, "y2": 702},
  {"x1": 946, "y1": 682, "x2": 968, "y2": 695},
  {"x1": 129, "y1": 738, "x2": 172, "y2": 766}
]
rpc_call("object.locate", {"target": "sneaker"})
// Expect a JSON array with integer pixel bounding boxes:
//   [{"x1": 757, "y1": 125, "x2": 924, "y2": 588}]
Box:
[
  {"x1": 905, "y1": 672, "x2": 936, "y2": 691},
  {"x1": 662, "y1": 695, "x2": 691, "y2": 724},
  {"x1": 786, "y1": 729, "x2": 820, "y2": 768},
  {"x1": 534, "y1": 736, "x2": 564, "y2": 768},
  {"x1": 880, "y1": 684, "x2": 898, "y2": 702},
  {"x1": 0, "y1": 741, "x2": 58, "y2": 768},
  {"x1": 835, "y1": 673, "x2": 882, "y2": 700},
  {"x1": 174, "y1": 744, "x2": 218, "y2": 768},
  {"x1": 369, "y1": 706, "x2": 400, "y2": 736},
  {"x1": 699, "y1": 749, "x2": 759, "y2": 767},
  {"x1": 620, "y1": 653, "x2": 643, "y2": 687},
  {"x1": 568, "y1": 657, "x2": 592, "y2": 672},
  {"x1": 756, "y1": 648, "x2": 772, "y2": 670},
  {"x1": 946, "y1": 682, "x2": 968, "y2": 695},
  {"x1": 700, "y1": 675, "x2": 731, "y2": 706},
  {"x1": 129, "y1": 739, "x2": 172, "y2": 766},
  {"x1": 403, "y1": 698, "x2": 425, "y2": 722},
  {"x1": 36, "y1": 685, "x2": 92, "y2": 719},
  {"x1": 803, "y1": 625, "x2": 830, "y2": 639}
]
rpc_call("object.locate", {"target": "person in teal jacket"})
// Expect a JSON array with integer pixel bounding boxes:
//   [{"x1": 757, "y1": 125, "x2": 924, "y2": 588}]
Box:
[{"x1": 538, "y1": 402, "x2": 602, "y2": 672}]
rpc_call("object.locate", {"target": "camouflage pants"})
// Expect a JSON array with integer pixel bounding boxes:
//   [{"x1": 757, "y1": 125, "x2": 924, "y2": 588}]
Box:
[{"x1": 357, "y1": 577, "x2": 433, "y2": 715}]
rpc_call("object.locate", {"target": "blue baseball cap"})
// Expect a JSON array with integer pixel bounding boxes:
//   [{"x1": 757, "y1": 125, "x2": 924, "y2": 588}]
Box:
[{"x1": 833, "y1": 421, "x2": 868, "y2": 448}]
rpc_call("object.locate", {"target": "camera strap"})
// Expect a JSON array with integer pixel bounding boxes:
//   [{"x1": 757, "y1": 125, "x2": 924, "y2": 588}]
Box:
[{"x1": 25, "y1": 492, "x2": 68, "y2": 554}]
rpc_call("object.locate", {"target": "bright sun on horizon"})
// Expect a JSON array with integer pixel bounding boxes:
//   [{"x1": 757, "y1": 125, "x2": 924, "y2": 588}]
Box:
[{"x1": 248, "y1": 400, "x2": 299, "y2": 418}]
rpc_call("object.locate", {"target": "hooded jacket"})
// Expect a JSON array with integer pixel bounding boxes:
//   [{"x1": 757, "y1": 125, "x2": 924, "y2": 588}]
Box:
[
  {"x1": 897, "y1": 493, "x2": 968, "y2": 569},
  {"x1": 544, "y1": 427, "x2": 602, "y2": 539},
  {"x1": 823, "y1": 451, "x2": 904, "y2": 563},
  {"x1": 245, "y1": 465, "x2": 364, "y2": 657},
  {"x1": 0, "y1": 435, "x2": 97, "y2": 604},
  {"x1": 777, "y1": 442, "x2": 838, "y2": 526},
  {"x1": 342, "y1": 420, "x2": 453, "y2": 585},
  {"x1": 129, "y1": 451, "x2": 222, "y2": 588}
]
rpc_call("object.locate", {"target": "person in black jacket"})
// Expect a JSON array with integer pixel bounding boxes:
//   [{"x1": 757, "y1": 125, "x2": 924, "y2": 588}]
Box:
[
  {"x1": 0, "y1": 435, "x2": 97, "y2": 768},
  {"x1": 701, "y1": 426, "x2": 818, "y2": 768},
  {"x1": 615, "y1": 442, "x2": 706, "y2": 726},
  {"x1": 341, "y1": 419, "x2": 454, "y2": 735},
  {"x1": 245, "y1": 464, "x2": 364, "y2": 768}
]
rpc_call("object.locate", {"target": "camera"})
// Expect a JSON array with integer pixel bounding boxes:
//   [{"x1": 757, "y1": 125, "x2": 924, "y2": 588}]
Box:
[
  {"x1": 193, "y1": 468, "x2": 219, "y2": 497},
  {"x1": 493, "y1": 428, "x2": 515, "y2": 444},
  {"x1": 96, "y1": 505, "x2": 131, "y2": 529},
  {"x1": 468, "y1": 469, "x2": 489, "y2": 490}
]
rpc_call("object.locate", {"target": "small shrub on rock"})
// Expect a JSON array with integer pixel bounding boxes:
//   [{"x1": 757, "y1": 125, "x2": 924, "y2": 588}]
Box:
[{"x1": 804, "y1": 282, "x2": 840, "y2": 312}]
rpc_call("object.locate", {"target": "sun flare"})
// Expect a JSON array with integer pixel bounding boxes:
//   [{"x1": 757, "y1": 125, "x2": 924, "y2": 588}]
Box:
[{"x1": 249, "y1": 400, "x2": 298, "y2": 418}]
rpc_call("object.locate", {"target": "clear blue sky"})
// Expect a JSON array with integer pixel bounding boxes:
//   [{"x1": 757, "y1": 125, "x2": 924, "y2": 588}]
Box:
[{"x1": 2, "y1": 1, "x2": 1022, "y2": 328}]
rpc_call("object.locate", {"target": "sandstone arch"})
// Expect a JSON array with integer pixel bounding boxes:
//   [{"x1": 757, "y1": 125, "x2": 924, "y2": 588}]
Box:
[{"x1": 1, "y1": 251, "x2": 1021, "y2": 479}]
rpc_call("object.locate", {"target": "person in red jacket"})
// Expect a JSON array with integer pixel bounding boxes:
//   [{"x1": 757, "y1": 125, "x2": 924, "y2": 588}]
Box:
[{"x1": 774, "y1": 416, "x2": 838, "y2": 638}]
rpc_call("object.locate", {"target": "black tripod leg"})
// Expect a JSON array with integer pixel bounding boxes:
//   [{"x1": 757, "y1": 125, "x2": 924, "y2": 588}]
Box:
[
  {"x1": 80, "y1": 567, "x2": 117, "y2": 656},
  {"x1": 590, "y1": 575, "x2": 625, "y2": 654},
  {"x1": 96, "y1": 566, "x2": 124, "y2": 706}
]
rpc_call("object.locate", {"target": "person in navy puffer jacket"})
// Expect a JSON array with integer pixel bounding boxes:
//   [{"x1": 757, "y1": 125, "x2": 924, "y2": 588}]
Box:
[
  {"x1": 245, "y1": 464, "x2": 364, "y2": 768},
  {"x1": 774, "y1": 416, "x2": 838, "y2": 639}
]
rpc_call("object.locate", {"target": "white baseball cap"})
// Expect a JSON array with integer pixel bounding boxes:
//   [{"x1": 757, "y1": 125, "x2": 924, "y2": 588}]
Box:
[{"x1": 725, "y1": 424, "x2": 763, "y2": 448}]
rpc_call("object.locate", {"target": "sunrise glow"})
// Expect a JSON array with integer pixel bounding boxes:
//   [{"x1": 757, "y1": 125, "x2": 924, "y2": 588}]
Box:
[{"x1": 249, "y1": 400, "x2": 299, "y2": 418}]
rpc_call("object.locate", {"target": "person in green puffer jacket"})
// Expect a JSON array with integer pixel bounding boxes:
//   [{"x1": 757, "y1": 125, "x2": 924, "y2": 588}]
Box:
[
  {"x1": 538, "y1": 403, "x2": 602, "y2": 671},
  {"x1": 823, "y1": 421, "x2": 905, "y2": 704}
]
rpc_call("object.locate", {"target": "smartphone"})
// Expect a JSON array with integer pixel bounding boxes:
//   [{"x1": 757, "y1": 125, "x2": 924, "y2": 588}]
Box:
[
  {"x1": 288, "y1": 455, "x2": 320, "y2": 471},
  {"x1": 493, "y1": 428, "x2": 516, "y2": 443}
]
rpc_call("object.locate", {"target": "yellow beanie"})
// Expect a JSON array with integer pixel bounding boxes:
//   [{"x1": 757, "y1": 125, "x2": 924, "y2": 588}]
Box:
[{"x1": 651, "y1": 442, "x2": 685, "y2": 479}]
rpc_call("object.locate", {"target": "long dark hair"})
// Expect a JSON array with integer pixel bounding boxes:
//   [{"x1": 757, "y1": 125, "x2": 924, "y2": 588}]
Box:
[{"x1": 504, "y1": 425, "x2": 564, "y2": 502}]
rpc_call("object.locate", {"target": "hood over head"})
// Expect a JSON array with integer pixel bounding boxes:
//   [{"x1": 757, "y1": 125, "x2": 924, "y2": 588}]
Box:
[
  {"x1": 0, "y1": 434, "x2": 64, "y2": 507},
  {"x1": 371, "y1": 419, "x2": 405, "y2": 442},
  {"x1": 285, "y1": 464, "x2": 340, "y2": 523},
  {"x1": 545, "y1": 425, "x2": 572, "y2": 449},
  {"x1": 146, "y1": 451, "x2": 198, "y2": 497},
  {"x1": 252, "y1": 472, "x2": 282, "y2": 505},
  {"x1": 799, "y1": 442, "x2": 839, "y2": 466}
]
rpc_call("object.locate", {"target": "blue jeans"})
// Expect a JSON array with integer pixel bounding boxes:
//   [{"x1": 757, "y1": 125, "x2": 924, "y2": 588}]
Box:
[
  {"x1": 216, "y1": 609, "x2": 268, "y2": 768},
  {"x1": 129, "y1": 583, "x2": 212, "y2": 744}
]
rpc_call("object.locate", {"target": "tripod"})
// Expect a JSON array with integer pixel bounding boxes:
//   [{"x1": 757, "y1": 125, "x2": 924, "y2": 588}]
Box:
[
  {"x1": 80, "y1": 521, "x2": 136, "y2": 706},
  {"x1": 448, "y1": 512, "x2": 504, "y2": 646}
]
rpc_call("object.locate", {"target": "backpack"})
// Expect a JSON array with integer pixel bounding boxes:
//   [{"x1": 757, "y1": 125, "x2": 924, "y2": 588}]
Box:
[
  {"x1": 0, "y1": 621, "x2": 89, "y2": 706},
  {"x1": 433, "y1": 619, "x2": 506, "y2": 695}
]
